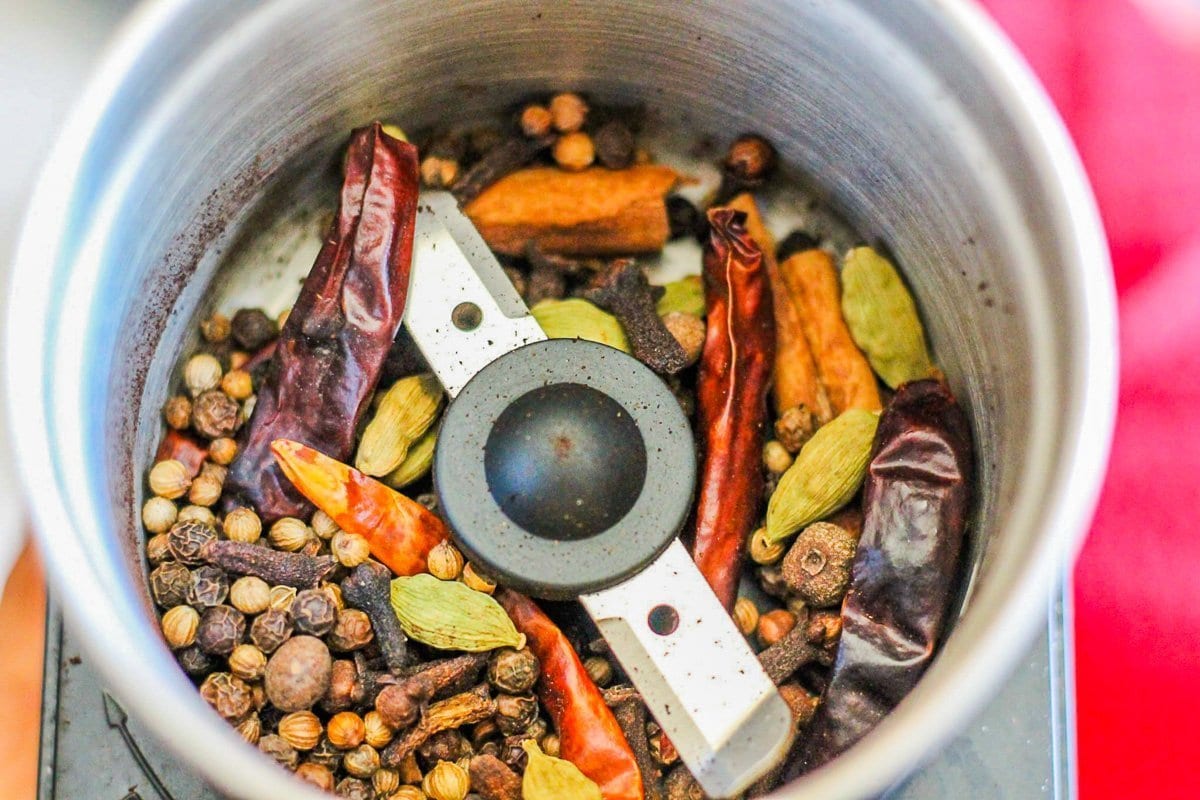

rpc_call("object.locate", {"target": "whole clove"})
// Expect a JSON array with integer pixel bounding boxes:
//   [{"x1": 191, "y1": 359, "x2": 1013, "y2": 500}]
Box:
[
  {"x1": 341, "y1": 562, "x2": 410, "y2": 673},
  {"x1": 468, "y1": 754, "x2": 522, "y2": 800},
  {"x1": 758, "y1": 622, "x2": 832, "y2": 685},
  {"x1": 524, "y1": 265, "x2": 567, "y2": 306},
  {"x1": 376, "y1": 652, "x2": 490, "y2": 729},
  {"x1": 525, "y1": 241, "x2": 607, "y2": 279},
  {"x1": 583, "y1": 260, "x2": 689, "y2": 374},
  {"x1": 452, "y1": 135, "x2": 554, "y2": 206},
  {"x1": 201, "y1": 539, "x2": 335, "y2": 588},
  {"x1": 380, "y1": 684, "x2": 497, "y2": 766},
  {"x1": 605, "y1": 686, "x2": 665, "y2": 800}
]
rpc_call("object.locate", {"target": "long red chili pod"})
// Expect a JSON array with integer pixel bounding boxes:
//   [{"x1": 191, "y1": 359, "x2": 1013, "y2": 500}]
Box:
[
  {"x1": 225, "y1": 123, "x2": 420, "y2": 521},
  {"x1": 691, "y1": 207, "x2": 776, "y2": 610},
  {"x1": 496, "y1": 590, "x2": 645, "y2": 800},
  {"x1": 271, "y1": 439, "x2": 447, "y2": 577},
  {"x1": 786, "y1": 379, "x2": 973, "y2": 775},
  {"x1": 155, "y1": 429, "x2": 208, "y2": 479}
]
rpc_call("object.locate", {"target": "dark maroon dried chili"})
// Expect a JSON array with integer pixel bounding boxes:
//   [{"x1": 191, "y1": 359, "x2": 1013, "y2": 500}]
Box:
[
  {"x1": 224, "y1": 123, "x2": 420, "y2": 520},
  {"x1": 785, "y1": 379, "x2": 973, "y2": 775}
]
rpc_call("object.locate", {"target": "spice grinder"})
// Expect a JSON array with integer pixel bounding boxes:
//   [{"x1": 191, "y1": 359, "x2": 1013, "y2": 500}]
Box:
[{"x1": 7, "y1": 0, "x2": 1117, "y2": 798}]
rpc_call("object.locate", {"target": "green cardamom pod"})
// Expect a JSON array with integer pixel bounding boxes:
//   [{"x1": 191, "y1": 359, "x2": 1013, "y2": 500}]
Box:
[
  {"x1": 383, "y1": 425, "x2": 437, "y2": 489},
  {"x1": 766, "y1": 409, "x2": 879, "y2": 545},
  {"x1": 531, "y1": 298, "x2": 631, "y2": 353},
  {"x1": 390, "y1": 573, "x2": 525, "y2": 652},
  {"x1": 655, "y1": 275, "x2": 706, "y2": 318},
  {"x1": 356, "y1": 373, "x2": 443, "y2": 477},
  {"x1": 840, "y1": 247, "x2": 937, "y2": 389},
  {"x1": 522, "y1": 740, "x2": 602, "y2": 800}
]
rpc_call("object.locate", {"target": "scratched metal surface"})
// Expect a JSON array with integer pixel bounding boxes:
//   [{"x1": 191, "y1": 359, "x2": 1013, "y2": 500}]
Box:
[{"x1": 38, "y1": 585, "x2": 1074, "y2": 800}]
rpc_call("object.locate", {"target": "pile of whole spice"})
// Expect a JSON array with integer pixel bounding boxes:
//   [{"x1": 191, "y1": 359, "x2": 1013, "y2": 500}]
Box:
[{"x1": 143, "y1": 91, "x2": 973, "y2": 799}]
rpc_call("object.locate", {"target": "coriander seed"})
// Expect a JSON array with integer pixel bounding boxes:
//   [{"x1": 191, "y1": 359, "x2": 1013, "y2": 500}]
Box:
[
  {"x1": 540, "y1": 732, "x2": 560, "y2": 757},
  {"x1": 162, "y1": 604, "x2": 200, "y2": 649},
  {"x1": 372, "y1": 768, "x2": 400, "y2": 797},
  {"x1": 393, "y1": 786, "x2": 424, "y2": 800},
  {"x1": 331, "y1": 530, "x2": 370, "y2": 567},
  {"x1": 200, "y1": 312, "x2": 231, "y2": 343},
  {"x1": 311, "y1": 509, "x2": 339, "y2": 539},
  {"x1": 177, "y1": 504, "x2": 217, "y2": 527},
  {"x1": 421, "y1": 156, "x2": 459, "y2": 189},
  {"x1": 427, "y1": 540, "x2": 464, "y2": 581},
  {"x1": 142, "y1": 495, "x2": 178, "y2": 533},
  {"x1": 269, "y1": 585, "x2": 298, "y2": 612},
  {"x1": 295, "y1": 762, "x2": 335, "y2": 791},
  {"x1": 270, "y1": 517, "x2": 313, "y2": 552},
  {"x1": 229, "y1": 642, "x2": 268, "y2": 681},
  {"x1": 149, "y1": 459, "x2": 191, "y2": 500},
  {"x1": 363, "y1": 710, "x2": 394, "y2": 749},
  {"x1": 733, "y1": 597, "x2": 760, "y2": 637},
  {"x1": 583, "y1": 655, "x2": 613, "y2": 687},
  {"x1": 278, "y1": 710, "x2": 324, "y2": 750},
  {"x1": 162, "y1": 395, "x2": 193, "y2": 430},
  {"x1": 209, "y1": 436, "x2": 239, "y2": 465},
  {"x1": 549, "y1": 92, "x2": 588, "y2": 132},
  {"x1": 552, "y1": 131, "x2": 595, "y2": 171},
  {"x1": 146, "y1": 533, "x2": 171, "y2": 565},
  {"x1": 235, "y1": 713, "x2": 261, "y2": 745},
  {"x1": 223, "y1": 507, "x2": 262, "y2": 543},
  {"x1": 328, "y1": 710, "x2": 366, "y2": 750},
  {"x1": 184, "y1": 353, "x2": 223, "y2": 397},
  {"x1": 662, "y1": 311, "x2": 705, "y2": 368},
  {"x1": 220, "y1": 368, "x2": 253, "y2": 400},
  {"x1": 763, "y1": 440, "x2": 794, "y2": 475},
  {"x1": 423, "y1": 760, "x2": 470, "y2": 800},
  {"x1": 187, "y1": 473, "x2": 222, "y2": 507},
  {"x1": 230, "y1": 576, "x2": 271, "y2": 614},
  {"x1": 749, "y1": 526, "x2": 785, "y2": 565}
]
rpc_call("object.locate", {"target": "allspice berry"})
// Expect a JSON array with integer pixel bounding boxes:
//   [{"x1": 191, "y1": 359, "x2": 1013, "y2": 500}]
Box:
[
  {"x1": 279, "y1": 710, "x2": 324, "y2": 750},
  {"x1": 331, "y1": 530, "x2": 371, "y2": 567},
  {"x1": 200, "y1": 312, "x2": 231, "y2": 343},
  {"x1": 142, "y1": 496, "x2": 178, "y2": 533},
  {"x1": 757, "y1": 609, "x2": 797, "y2": 647},
  {"x1": 192, "y1": 389, "x2": 241, "y2": 439},
  {"x1": 487, "y1": 647, "x2": 539, "y2": 694},
  {"x1": 327, "y1": 608, "x2": 373, "y2": 652},
  {"x1": 270, "y1": 517, "x2": 313, "y2": 552},
  {"x1": 780, "y1": 521, "x2": 858, "y2": 607},
  {"x1": 427, "y1": 540, "x2": 464, "y2": 581},
  {"x1": 724, "y1": 133, "x2": 777, "y2": 184},
  {"x1": 229, "y1": 575, "x2": 271, "y2": 615},
  {"x1": 177, "y1": 504, "x2": 216, "y2": 527},
  {"x1": 423, "y1": 760, "x2": 470, "y2": 800},
  {"x1": 662, "y1": 312, "x2": 705, "y2": 368},
  {"x1": 224, "y1": 507, "x2": 262, "y2": 544},
  {"x1": 196, "y1": 605, "x2": 246, "y2": 655},
  {"x1": 733, "y1": 597, "x2": 760, "y2": 637},
  {"x1": 149, "y1": 459, "x2": 191, "y2": 500},
  {"x1": 548, "y1": 92, "x2": 588, "y2": 132},
  {"x1": 229, "y1": 643, "x2": 267, "y2": 681},
  {"x1": 265, "y1": 635, "x2": 333, "y2": 712},
  {"x1": 295, "y1": 762, "x2": 335, "y2": 791},
  {"x1": 199, "y1": 671, "x2": 254, "y2": 722},
  {"x1": 209, "y1": 436, "x2": 239, "y2": 466},
  {"x1": 327, "y1": 711, "x2": 366, "y2": 750},
  {"x1": 184, "y1": 353, "x2": 223, "y2": 397},
  {"x1": 162, "y1": 395, "x2": 193, "y2": 430},
  {"x1": 552, "y1": 131, "x2": 595, "y2": 171},
  {"x1": 363, "y1": 710, "x2": 394, "y2": 749},
  {"x1": 375, "y1": 684, "x2": 419, "y2": 730},
  {"x1": 220, "y1": 368, "x2": 253, "y2": 400},
  {"x1": 161, "y1": 604, "x2": 199, "y2": 649},
  {"x1": 763, "y1": 440, "x2": 794, "y2": 475}
]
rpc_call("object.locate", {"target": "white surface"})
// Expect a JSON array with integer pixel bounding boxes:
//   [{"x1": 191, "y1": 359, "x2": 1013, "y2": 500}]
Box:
[{"x1": 0, "y1": 0, "x2": 133, "y2": 590}]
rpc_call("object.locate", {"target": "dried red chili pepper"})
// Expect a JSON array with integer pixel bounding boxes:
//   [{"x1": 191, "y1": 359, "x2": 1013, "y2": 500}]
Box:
[
  {"x1": 785, "y1": 379, "x2": 973, "y2": 775},
  {"x1": 224, "y1": 123, "x2": 419, "y2": 521},
  {"x1": 155, "y1": 430, "x2": 208, "y2": 479},
  {"x1": 495, "y1": 590, "x2": 644, "y2": 800},
  {"x1": 690, "y1": 207, "x2": 775, "y2": 610}
]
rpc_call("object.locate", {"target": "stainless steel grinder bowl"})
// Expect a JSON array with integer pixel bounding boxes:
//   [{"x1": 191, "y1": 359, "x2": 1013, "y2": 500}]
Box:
[{"x1": 6, "y1": 1, "x2": 1116, "y2": 798}]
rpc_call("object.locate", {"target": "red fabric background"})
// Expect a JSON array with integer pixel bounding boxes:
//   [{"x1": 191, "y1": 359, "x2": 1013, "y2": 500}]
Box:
[{"x1": 979, "y1": 1, "x2": 1200, "y2": 797}]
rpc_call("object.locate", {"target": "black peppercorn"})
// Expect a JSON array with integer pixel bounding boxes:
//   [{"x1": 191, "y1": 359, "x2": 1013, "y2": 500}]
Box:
[
  {"x1": 250, "y1": 607, "x2": 294, "y2": 653},
  {"x1": 192, "y1": 389, "x2": 241, "y2": 439},
  {"x1": 593, "y1": 120, "x2": 635, "y2": 169},
  {"x1": 494, "y1": 694, "x2": 538, "y2": 736},
  {"x1": 309, "y1": 736, "x2": 342, "y2": 769},
  {"x1": 196, "y1": 605, "x2": 246, "y2": 655},
  {"x1": 230, "y1": 308, "x2": 278, "y2": 351},
  {"x1": 258, "y1": 733, "x2": 300, "y2": 770},
  {"x1": 150, "y1": 561, "x2": 193, "y2": 607},
  {"x1": 487, "y1": 647, "x2": 539, "y2": 695},
  {"x1": 500, "y1": 735, "x2": 530, "y2": 772},
  {"x1": 188, "y1": 565, "x2": 230, "y2": 608},
  {"x1": 200, "y1": 671, "x2": 254, "y2": 722},
  {"x1": 292, "y1": 587, "x2": 337, "y2": 636},
  {"x1": 176, "y1": 645, "x2": 216, "y2": 680},
  {"x1": 666, "y1": 195, "x2": 703, "y2": 241},
  {"x1": 334, "y1": 777, "x2": 371, "y2": 800},
  {"x1": 167, "y1": 520, "x2": 217, "y2": 566}
]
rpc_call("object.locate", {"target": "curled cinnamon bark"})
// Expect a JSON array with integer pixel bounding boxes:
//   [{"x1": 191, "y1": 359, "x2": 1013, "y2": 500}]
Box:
[
  {"x1": 224, "y1": 123, "x2": 419, "y2": 520},
  {"x1": 690, "y1": 208, "x2": 776, "y2": 610},
  {"x1": 786, "y1": 379, "x2": 973, "y2": 775}
]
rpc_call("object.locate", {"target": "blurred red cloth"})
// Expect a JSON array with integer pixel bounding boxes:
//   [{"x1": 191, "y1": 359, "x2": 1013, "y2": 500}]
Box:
[{"x1": 980, "y1": 1, "x2": 1200, "y2": 797}]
